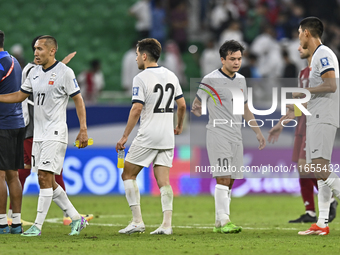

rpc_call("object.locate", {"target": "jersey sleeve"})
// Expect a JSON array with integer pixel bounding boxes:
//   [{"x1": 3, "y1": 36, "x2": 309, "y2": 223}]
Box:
[
  {"x1": 196, "y1": 76, "x2": 211, "y2": 102},
  {"x1": 317, "y1": 49, "x2": 336, "y2": 76},
  {"x1": 132, "y1": 76, "x2": 145, "y2": 104},
  {"x1": 64, "y1": 68, "x2": 81, "y2": 97},
  {"x1": 174, "y1": 77, "x2": 183, "y2": 100},
  {"x1": 21, "y1": 74, "x2": 33, "y2": 94}
]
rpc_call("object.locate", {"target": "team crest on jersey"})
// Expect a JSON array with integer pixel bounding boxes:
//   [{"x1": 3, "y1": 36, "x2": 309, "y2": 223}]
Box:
[
  {"x1": 320, "y1": 57, "x2": 329, "y2": 67},
  {"x1": 73, "y1": 78, "x2": 79, "y2": 88},
  {"x1": 133, "y1": 87, "x2": 139, "y2": 96},
  {"x1": 48, "y1": 73, "x2": 57, "y2": 85}
]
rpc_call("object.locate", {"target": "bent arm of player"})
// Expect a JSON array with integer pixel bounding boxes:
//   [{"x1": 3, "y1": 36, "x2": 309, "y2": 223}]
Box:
[
  {"x1": 175, "y1": 97, "x2": 186, "y2": 135},
  {"x1": 243, "y1": 103, "x2": 266, "y2": 150},
  {"x1": 61, "y1": 51, "x2": 77, "y2": 65},
  {"x1": 191, "y1": 97, "x2": 202, "y2": 117},
  {"x1": 72, "y1": 93, "x2": 88, "y2": 148},
  {"x1": 116, "y1": 102, "x2": 143, "y2": 152},
  {"x1": 293, "y1": 71, "x2": 337, "y2": 98},
  {"x1": 0, "y1": 90, "x2": 29, "y2": 103}
]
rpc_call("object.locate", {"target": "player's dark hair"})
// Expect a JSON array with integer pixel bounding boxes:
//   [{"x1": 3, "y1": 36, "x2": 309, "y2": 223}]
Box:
[
  {"x1": 219, "y1": 40, "x2": 244, "y2": 59},
  {"x1": 38, "y1": 35, "x2": 58, "y2": 52},
  {"x1": 137, "y1": 38, "x2": 162, "y2": 62},
  {"x1": 31, "y1": 35, "x2": 43, "y2": 53},
  {"x1": 299, "y1": 17, "x2": 323, "y2": 39},
  {"x1": 0, "y1": 30, "x2": 5, "y2": 48}
]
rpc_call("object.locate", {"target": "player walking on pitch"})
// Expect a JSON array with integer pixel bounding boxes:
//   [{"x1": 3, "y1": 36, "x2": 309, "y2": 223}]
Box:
[
  {"x1": 282, "y1": 17, "x2": 340, "y2": 235},
  {"x1": 191, "y1": 40, "x2": 266, "y2": 234},
  {"x1": 116, "y1": 38, "x2": 186, "y2": 235},
  {"x1": 268, "y1": 45, "x2": 338, "y2": 224},
  {"x1": 0, "y1": 35, "x2": 89, "y2": 236}
]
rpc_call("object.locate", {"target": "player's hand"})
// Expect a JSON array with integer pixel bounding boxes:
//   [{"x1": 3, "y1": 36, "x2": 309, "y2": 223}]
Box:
[
  {"x1": 256, "y1": 133, "x2": 266, "y2": 150},
  {"x1": 61, "y1": 51, "x2": 77, "y2": 65},
  {"x1": 76, "y1": 129, "x2": 88, "y2": 149},
  {"x1": 174, "y1": 125, "x2": 183, "y2": 135},
  {"x1": 280, "y1": 108, "x2": 296, "y2": 124},
  {"x1": 268, "y1": 125, "x2": 283, "y2": 144},
  {"x1": 191, "y1": 103, "x2": 202, "y2": 117},
  {"x1": 116, "y1": 136, "x2": 128, "y2": 152}
]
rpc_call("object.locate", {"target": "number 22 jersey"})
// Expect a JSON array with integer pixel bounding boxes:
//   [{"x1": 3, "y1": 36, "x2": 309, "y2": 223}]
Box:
[
  {"x1": 21, "y1": 61, "x2": 80, "y2": 143},
  {"x1": 131, "y1": 66, "x2": 183, "y2": 149}
]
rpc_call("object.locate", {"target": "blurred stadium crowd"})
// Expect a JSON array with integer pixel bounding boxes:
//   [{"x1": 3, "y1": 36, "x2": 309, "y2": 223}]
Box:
[{"x1": 2, "y1": 0, "x2": 340, "y2": 103}]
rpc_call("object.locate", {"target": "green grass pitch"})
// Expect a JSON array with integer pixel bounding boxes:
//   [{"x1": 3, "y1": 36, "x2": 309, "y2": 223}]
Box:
[{"x1": 2, "y1": 195, "x2": 340, "y2": 255}]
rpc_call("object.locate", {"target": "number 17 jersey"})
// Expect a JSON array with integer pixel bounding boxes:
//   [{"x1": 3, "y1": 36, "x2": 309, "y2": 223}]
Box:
[
  {"x1": 21, "y1": 61, "x2": 80, "y2": 143},
  {"x1": 131, "y1": 66, "x2": 183, "y2": 149}
]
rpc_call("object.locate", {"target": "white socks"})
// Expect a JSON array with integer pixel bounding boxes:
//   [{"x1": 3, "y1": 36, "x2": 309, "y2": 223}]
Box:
[
  {"x1": 214, "y1": 184, "x2": 230, "y2": 227},
  {"x1": 53, "y1": 185, "x2": 80, "y2": 221},
  {"x1": 160, "y1": 185, "x2": 173, "y2": 228},
  {"x1": 12, "y1": 213, "x2": 21, "y2": 225},
  {"x1": 5, "y1": 209, "x2": 20, "y2": 225},
  {"x1": 317, "y1": 180, "x2": 332, "y2": 228},
  {"x1": 124, "y1": 180, "x2": 142, "y2": 223},
  {"x1": 35, "y1": 188, "x2": 53, "y2": 230},
  {"x1": 0, "y1": 214, "x2": 7, "y2": 226},
  {"x1": 324, "y1": 172, "x2": 340, "y2": 199}
]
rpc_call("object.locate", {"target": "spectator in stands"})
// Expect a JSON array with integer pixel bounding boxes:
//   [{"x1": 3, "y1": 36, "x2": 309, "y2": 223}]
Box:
[
  {"x1": 219, "y1": 20, "x2": 244, "y2": 48},
  {"x1": 239, "y1": 52, "x2": 261, "y2": 79},
  {"x1": 150, "y1": 0, "x2": 166, "y2": 47},
  {"x1": 282, "y1": 49, "x2": 297, "y2": 78},
  {"x1": 250, "y1": 25, "x2": 283, "y2": 78},
  {"x1": 162, "y1": 40, "x2": 186, "y2": 85},
  {"x1": 121, "y1": 42, "x2": 140, "y2": 94},
  {"x1": 200, "y1": 39, "x2": 220, "y2": 77},
  {"x1": 129, "y1": 0, "x2": 151, "y2": 39},
  {"x1": 210, "y1": 0, "x2": 239, "y2": 41},
  {"x1": 169, "y1": 1, "x2": 188, "y2": 53},
  {"x1": 10, "y1": 43, "x2": 26, "y2": 69},
  {"x1": 77, "y1": 59, "x2": 105, "y2": 104}
]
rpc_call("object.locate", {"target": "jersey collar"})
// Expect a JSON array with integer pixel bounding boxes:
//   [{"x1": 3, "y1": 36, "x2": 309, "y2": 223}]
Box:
[
  {"x1": 146, "y1": 66, "x2": 161, "y2": 69},
  {"x1": 218, "y1": 68, "x2": 236, "y2": 80},
  {"x1": 312, "y1": 44, "x2": 323, "y2": 57},
  {"x1": 42, "y1": 60, "x2": 59, "y2": 72}
]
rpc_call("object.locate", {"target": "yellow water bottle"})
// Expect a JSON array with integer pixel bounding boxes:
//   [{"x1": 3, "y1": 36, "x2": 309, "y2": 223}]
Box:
[
  {"x1": 74, "y1": 138, "x2": 94, "y2": 147},
  {"x1": 294, "y1": 104, "x2": 302, "y2": 117},
  {"x1": 117, "y1": 150, "x2": 125, "y2": 168}
]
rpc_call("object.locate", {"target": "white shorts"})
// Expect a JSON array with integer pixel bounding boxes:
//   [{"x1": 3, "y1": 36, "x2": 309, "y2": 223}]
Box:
[
  {"x1": 125, "y1": 143, "x2": 174, "y2": 168},
  {"x1": 206, "y1": 131, "x2": 243, "y2": 179},
  {"x1": 306, "y1": 123, "x2": 337, "y2": 163},
  {"x1": 32, "y1": 141, "x2": 67, "y2": 175}
]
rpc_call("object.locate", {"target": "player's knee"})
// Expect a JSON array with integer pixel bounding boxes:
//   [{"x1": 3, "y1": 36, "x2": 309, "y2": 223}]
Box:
[
  {"x1": 121, "y1": 171, "x2": 135, "y2": 181},
  {"x1": 216, "y1": 177, "x2": 232, "y2": 187},
  {"x1": 38, "y1": 172, "x2": 52, "y2": 188}
]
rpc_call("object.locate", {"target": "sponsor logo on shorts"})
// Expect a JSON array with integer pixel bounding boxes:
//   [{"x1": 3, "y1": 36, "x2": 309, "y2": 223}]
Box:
[
  {"x1": 312, "y1": 149, "x2": 319, "y2": 153},
  {"x1": 42, "y1": 161, "x2": 51, "y2": 165}
]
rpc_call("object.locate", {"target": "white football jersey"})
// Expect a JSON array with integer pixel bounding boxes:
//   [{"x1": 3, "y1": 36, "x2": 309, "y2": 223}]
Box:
[
  {"x1": 196, "y1": 69, "x2": 248, "y2": 144},
  {"x1": 131, "y1": 66, "x2": 183, "y2": 149},
  {"x1": 308, "y1": 45, "x2": 339, "y2": 127},
  {"x1": 21, "y1": 61, "x2": 80, "y2": 143}
]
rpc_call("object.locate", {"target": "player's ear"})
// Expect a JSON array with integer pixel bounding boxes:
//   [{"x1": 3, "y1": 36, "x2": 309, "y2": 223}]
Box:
[
  {"x1": 142, "y1": 52, "x2": 147, "y2": 61},
  {"x1": 50, "y1": 47, "x2": 57, "y2": 56}
]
